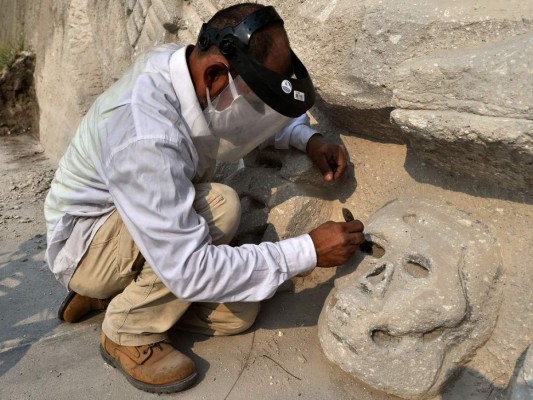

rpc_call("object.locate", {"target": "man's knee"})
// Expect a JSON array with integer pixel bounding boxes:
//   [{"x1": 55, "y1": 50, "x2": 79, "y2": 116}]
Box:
[
  {"x1": 212, "y1": 302, "x2": 261, "y2": 336},
  {"x1": 179, "y1": 301, "x2": 260, "y2": 336},
  {"x1": 194, "y1": 183, "x2": 241, "y2": 245},
  {"x1": 210, "y1": 182, "x2": 241, "y2": 227}
]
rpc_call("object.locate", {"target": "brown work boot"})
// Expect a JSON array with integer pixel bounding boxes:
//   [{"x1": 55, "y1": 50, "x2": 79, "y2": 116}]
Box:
[
  {"x1": 57, "y1": 291, "x2": 110, "y2": 323},
  {"x1": 99, "y1": 332, "x2": 197, "y2": 393}
]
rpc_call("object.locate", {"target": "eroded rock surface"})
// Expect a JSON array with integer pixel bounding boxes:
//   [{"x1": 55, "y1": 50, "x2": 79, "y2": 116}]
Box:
[
  {"x1": 318, "y1": 198, "x2": 503, "y2": 399},
  {"x1": 391, "y1": 32, "x2": 533, "y2": 190},
  {"x1": 391, "y1": 109, "x2": 533, "y2": 191}
]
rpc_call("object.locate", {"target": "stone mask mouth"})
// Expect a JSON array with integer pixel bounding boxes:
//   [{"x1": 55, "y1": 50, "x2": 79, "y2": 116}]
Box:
[{"x1": 370, "y1": 326, "x2": 446, "y2": 345}]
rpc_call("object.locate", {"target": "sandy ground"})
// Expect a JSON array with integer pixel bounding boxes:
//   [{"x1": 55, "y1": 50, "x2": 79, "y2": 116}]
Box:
[{"x1": 0, "y1": 131, "x2": 531, "y2": 400}]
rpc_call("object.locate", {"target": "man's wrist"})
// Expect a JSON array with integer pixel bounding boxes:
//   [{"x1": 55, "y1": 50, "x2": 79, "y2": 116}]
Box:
[{"x1": 305, "y1": 133, "x2": 323, "y2": 154}]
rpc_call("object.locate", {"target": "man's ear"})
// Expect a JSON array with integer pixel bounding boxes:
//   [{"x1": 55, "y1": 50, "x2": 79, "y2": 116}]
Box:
[{"x1": 204, "y1": 59, "x2": 230, "y2": 97}]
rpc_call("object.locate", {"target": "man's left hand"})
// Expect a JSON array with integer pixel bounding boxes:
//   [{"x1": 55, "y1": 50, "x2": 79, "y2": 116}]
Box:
[{"x1": 306, "y1": 134, "x2": 347, "y2": 182}]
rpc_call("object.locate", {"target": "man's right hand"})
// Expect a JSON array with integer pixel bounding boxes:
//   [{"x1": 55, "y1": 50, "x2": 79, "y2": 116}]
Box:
[{"x1": 309, "y1": 220, "x2": 365, "y2": 268}]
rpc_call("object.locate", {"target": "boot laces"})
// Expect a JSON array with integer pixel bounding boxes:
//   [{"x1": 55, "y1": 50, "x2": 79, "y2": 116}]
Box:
[{"x1": 142, "y1": 342, "x2": 163, "y2": 354}]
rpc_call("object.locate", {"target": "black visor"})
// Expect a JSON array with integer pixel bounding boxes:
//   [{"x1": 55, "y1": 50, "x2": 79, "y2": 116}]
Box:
[{"x1": 197, "y1": 6, "x2": 315, "y2": 118}]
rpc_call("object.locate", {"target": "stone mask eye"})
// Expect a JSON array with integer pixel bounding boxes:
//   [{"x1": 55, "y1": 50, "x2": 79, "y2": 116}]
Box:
[
  {"x1": 403, "y1": 256, "x2": 431, "y2": 278},
  {"x1": 360, "y1": 241, "x2": 385, "y2": 258}
]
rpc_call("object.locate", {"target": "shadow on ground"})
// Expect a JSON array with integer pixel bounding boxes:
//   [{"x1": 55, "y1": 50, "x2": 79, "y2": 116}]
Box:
[{"x1": 0, "y1": 234, "x2": 64, "y2": 377}]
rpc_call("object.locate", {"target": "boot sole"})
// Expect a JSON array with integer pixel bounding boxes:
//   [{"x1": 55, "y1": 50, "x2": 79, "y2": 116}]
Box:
[
  {"x1": 57, "y1": 291, "x2": 77, "y2": 321},
  {"x1": 99, "y1": 345, "x2": 198, "y2": 393}
]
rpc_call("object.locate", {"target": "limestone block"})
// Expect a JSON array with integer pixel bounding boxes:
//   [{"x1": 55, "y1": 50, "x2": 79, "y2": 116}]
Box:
[
  {"x1": 318, "y1": 198, "x2": 503, "y2": 399},
  {"x1": 391, "y1": 109, "x2": 533, "y2": 191},
  {"x1": 508, "y1": 344, "x2": 533, "y2": 400},
  {"x1": 35, "y1": 0, "x2": 107, "y2": 161},
  {"x1": 227, "y1": 0, "x2": 532, "y2": 141},
  {"x1": 389, "y1": 32, "x2": 533, "y2": 191},
  {"x1": 393, "y1": 32, "x2": 533, "y2": 119}
]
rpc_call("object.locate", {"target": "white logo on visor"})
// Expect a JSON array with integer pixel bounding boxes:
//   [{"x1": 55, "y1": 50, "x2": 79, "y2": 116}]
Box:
[{"x1": 281, "y1": 80, "x2": 292, "y2": 94}]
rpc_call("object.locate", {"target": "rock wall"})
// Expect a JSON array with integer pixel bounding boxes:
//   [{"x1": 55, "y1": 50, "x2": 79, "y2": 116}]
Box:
[
  {"x1": 0, "y1": 0, "x2": 180, "y2": 160},
  {"x1": 0, "y1": 0, "x2": 531, "y2": 191}
]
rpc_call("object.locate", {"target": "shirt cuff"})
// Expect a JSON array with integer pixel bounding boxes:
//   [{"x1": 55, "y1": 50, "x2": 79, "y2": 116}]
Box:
[
  {"x1": 290, "y1": 124, "x2": 319, "y2": 153},
  {"x1": 278, "y1": 233, "x2": 317, "y2": 277}
]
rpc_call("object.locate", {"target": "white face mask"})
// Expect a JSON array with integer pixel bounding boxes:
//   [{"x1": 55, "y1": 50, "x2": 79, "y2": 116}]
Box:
[{"x1": 202, "y1": 73, "x2": 291, "y2": 163}]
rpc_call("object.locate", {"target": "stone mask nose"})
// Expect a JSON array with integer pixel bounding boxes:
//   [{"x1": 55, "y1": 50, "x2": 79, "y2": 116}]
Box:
[
  {"x1": 359, "y1": 241, "x2": 433, "y2": 298},
  {"x1": 359, "y1": 260, "x2": 394, "y2": 297}
]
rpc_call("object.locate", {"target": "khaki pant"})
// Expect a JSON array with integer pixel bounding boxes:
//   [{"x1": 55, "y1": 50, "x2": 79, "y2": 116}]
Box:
[{"x1": 69, "y1": 183, "x2": 260, "y2": 346}]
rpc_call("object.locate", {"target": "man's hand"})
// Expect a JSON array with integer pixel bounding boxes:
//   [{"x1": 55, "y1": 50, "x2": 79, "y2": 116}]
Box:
[
  {"x1": 309, "y1": 220, "x2": 365, "y2": 268},
  {"x1": 306, "y1": 134, "x2": 347, "y2": 182}
]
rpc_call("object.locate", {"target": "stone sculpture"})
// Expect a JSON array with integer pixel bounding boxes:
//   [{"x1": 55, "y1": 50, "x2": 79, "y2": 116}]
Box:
[{"x1": 318, "y1": 198, "x2": 503, "y2": 399}]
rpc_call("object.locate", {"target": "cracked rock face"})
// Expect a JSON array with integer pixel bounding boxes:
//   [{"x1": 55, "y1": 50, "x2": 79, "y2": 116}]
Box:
[{"x1": 318, "y1": 198, "x2": 503, "y2": 399}]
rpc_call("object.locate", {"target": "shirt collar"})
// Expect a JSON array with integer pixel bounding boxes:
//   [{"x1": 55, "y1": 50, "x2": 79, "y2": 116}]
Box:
[{"x1": 169, "y1": 45, "x2": 209, "y2": 137}]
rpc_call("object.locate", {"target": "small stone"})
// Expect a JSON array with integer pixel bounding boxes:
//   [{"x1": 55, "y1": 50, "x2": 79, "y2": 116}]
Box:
[
  {"x1": 277, "y1": 331, "x2": 284, "y2": 337},
  {"x1": 297, "y1": 354, "x2": 307, "y2": 364}
]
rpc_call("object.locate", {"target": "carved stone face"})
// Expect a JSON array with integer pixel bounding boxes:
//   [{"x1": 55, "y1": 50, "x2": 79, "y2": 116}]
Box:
[{"x1": 318, "y1": 199, "x2": 503, "y2": 399}]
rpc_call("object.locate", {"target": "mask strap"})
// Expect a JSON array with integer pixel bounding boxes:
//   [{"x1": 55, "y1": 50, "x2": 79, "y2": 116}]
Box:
[
  {"x1": 206, "y1": 87, "x2": 213, "y2": 109},
  {"x1": 227, "y1": 72, "x2": 239, "y2": 99},
  {"x1": 206, "y1": 65, "x2": 235, "y2": 107}
]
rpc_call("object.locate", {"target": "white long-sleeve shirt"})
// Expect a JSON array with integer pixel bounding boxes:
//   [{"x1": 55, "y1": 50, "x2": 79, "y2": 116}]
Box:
[{"x1": 44, "y1": 44, "x2": 318, "y2": 303}]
